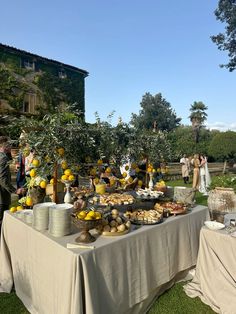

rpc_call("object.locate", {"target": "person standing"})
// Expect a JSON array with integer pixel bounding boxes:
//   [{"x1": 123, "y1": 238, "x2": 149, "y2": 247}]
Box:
[
  {"x1": 0, "y1": 136, "x2": 18, "y2": 227},
  {"x1": 180, "y1": 154, "x2": 190, "y2": 184},
  {"x1": 199, "y1": 155, "x2": 211, "y2": 195},
  {"x1": 191, "y1": 154, "x2": 200, "y2": 190}
]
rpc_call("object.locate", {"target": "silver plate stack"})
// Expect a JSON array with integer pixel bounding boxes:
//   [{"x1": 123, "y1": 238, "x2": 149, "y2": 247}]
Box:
[
  {"x1": 49, "y1": 204, "x2": 73, "y2": 237},
  {"x1": 33, "y1": 202, "x2": 56, "y2": 231}
]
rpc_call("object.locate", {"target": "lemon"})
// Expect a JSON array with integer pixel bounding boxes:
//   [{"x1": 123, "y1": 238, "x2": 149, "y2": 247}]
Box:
[
  {"x1": 30, "y1": 169, "x2": 36, "y2": 177},
  {"x1": 61, "y1": 174, "x2": 68, "y2": 181},
  {"x1": 95, "y1": 212, "x2": 102, "y2": 219},
  {"x1": 77, "y1": 211, "x2": 87, "y2": 219},
  {"x1": 122, "y1": 172, "x2": 127, "y2": 178},
  {"x1": 128, "y1": 177, "x2": 133, "y2": 184},
  {"x1": 131, "y1": 162, "x2": 137, "y2": 169},
  {"x1": 61, "y1": 160, "x2": 68, "y2": 170},
  {"x1": 75, "y1": 165, "x2": 81, "y2": 171},
  {"x1": 84, "y1": 216, "x2": 93, "y2": 220},
  {"x1": 10, "y1": 206, "x2": 17, "y2": 213},
  {"x1": 125, "y1": 165, "x2": 129, "y2": 171},
  {"x1": 93, "y1": 177, "x2": 100, "y2": 185},
  {"x1": 39, "y1": 180, "x2": 47, "y2": 189},
  {"x1": 138, "y1": 180, "x2": 143, "y2": 186},
  {"x1": 17, "y1": 205, "x2": 23, "y2": 211},
  {"x1": 97, "y1": 159, "x2": 103, "y2": 165},
  {"x1": 57, "y1": 147, "x2": 65, "y2": 156},
  {"x1": 105, "y1": 167, "x2": 111, "y2": 173},
  {"x1": 90, "y1": 168, "x2": 97, "y2": 176},
  {"x1": 135, "y1": 167, "x2": 140, "y2": 173},
  {"x1": 68, "y1": 175, "x2": 75, "y2": 181},
  {"x1": 25, "y1": 197, "x2": 33, "y2": 207},
  {"x1": 64, "y1": 169, "x2": 72, "y2": 176},
  {"x1": 50, "y1": 178, "x2": 54, "y2": 184},
  {"x1": 87, "y1": 211, "x2": 96, "y2": 219},
  {"x1": 32, "y1": 159, "x2": 40, "y2": 167},
  {"x1": 147, "y1": 167, "x2": 153, "y2": 173},
  {"x1": 109, "y1": 177, "x2": 116, "y2": 186}
]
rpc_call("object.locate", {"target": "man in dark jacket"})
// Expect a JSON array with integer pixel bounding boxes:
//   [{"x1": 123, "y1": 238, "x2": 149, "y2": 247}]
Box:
[{"x1": 0, "y1": 136, "x2": 17, "y2": 224}]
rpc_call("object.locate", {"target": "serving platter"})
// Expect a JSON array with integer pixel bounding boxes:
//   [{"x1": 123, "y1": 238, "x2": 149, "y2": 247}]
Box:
[
  {"x1": 129, "y1": 217, "x2": 163, "y2": 225},
  {"x1": 101, "y1": 227, "x2": 131, "y2": 236}
]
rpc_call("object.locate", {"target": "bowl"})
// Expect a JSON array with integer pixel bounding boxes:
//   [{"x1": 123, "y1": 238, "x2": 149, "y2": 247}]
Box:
[
  {"x1": 72, "y1": 215, "x2": 102, "y2": 243},
  {"x1": 204, "y1": 221, "x2": 225, "y2": 230}
]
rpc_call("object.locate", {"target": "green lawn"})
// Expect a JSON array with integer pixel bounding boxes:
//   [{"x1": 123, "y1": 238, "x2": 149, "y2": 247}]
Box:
[{"x1": 1, "y1": 180, "x2": 212, "y2": 313}]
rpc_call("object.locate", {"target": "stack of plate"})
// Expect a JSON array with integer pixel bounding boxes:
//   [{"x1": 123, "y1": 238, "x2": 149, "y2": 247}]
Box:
[
  {"x1": 33, "y1": 202, "x2": 56, "y2": 231},
  {"x1": 23, "y1": 209, "x2": 34, "y2": 224},
  {"x1": 49, "y1": 204, "x2": 73, "y2": 237}
]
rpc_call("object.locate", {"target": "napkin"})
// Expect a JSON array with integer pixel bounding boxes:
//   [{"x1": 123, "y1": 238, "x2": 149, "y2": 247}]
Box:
[{"x1": 67, "y1": 243, "x2": 95, "y2": 249}]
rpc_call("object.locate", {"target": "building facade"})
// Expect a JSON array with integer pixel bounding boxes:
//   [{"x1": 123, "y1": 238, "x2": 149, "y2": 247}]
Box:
[{"x1": 0, "y1": 43, "x2": 88, "y2": 116}]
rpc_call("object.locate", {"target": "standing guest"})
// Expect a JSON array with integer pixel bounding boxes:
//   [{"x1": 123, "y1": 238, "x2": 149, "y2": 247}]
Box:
[
  {"x1": 191, "y1": 154, "x2": 200, "y2": 190},
  {"x1": 199, "y1": 155, "x2": 211, "y2": 195},
  {"x1": 0, "y1": 136, "x2": 19, "y2": 228},
  {"x1": 16, "y1": 150, "x2": 27, "y2": 198},
  {"x1": 25, "y1": 147, "x2": 35, "y2": 176},
  {"x1": 180, "y1": 154, "x2": 190, "y2": 184}
]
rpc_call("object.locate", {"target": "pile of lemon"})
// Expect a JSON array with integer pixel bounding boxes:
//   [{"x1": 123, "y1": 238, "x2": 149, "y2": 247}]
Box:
[
  {"x1": 61, "y1": 168, "x2": 75, "y2": 182},
  {"x1": 76, "y1": 210, "x2": 102, "y2": 221},
  {"x1": 155, "y1": 180, "x2": 166, "y2": 187}
]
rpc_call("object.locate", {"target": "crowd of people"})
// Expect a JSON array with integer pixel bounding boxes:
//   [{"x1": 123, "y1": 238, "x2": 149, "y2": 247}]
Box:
[{"x1": 180, "y1": 153, "x2": 211, "y2": 195}]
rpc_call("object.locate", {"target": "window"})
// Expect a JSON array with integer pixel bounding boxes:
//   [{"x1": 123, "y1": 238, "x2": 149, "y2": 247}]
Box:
[
  {"x1": 58, "y1": 70, "x2": 67, "y2": 79},
  {"x1": 23, "y1": 59, "x2": 35, "y2": 70},
  {"x1": 22, "y1": 101, "x2": 29, "y2": 113}
]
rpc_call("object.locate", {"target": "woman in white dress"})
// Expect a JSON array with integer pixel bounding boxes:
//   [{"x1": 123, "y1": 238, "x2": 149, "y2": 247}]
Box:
[{"x1": 199, "y1": 155, "x2": 211, "y2": 195}]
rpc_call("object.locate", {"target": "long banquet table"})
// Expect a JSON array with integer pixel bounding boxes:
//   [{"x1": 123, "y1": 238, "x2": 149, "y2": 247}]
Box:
[
  {"x1": 184, "y1": 227, "x2": 236, "y2": 314},
  {"x1": 0, "y1": 205, "x2": 209, "y2": 314}
]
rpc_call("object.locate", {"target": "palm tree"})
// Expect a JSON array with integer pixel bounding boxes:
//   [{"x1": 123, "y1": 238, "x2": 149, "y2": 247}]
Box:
[{"x1": 189, "y1": 101, "x2": 208, "y2": 143}]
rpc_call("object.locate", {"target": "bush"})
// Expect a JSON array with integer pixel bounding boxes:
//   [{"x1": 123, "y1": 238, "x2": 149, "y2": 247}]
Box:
[{"x1": 209, "y1": 175, "x2": 236, "y2": 192}]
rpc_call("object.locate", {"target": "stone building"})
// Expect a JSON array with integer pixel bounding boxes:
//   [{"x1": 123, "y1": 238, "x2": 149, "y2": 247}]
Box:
[{"x1": 0, "y1": 43, "x2": 89, "y2": 116}]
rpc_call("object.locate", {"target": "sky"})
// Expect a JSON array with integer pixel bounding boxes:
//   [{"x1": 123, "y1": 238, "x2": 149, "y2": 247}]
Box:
[{"x1": 0, "y1": 0, "x2": 235, "y2": 131}]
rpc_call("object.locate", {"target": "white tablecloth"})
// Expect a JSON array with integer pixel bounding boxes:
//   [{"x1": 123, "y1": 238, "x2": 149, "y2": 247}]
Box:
[
  {"x1": 0, "y1": 205, "x2": 209, "y2": 314},
  {"x1": 184, "y1": 227, "x2": 236, "y2": 314}
]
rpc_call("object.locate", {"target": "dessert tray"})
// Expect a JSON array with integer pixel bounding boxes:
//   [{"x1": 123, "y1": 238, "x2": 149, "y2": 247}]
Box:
[
  {"x1": 124, "y1": 209, "x2": 163, "y2": 225},
  {"x1": 97, "y1": 209, "x2": 131, "y2": 236},
  {"x1": 89, "y1": 193, "x2": 135, "y2": 206},
  {"x1": 135, "y1": 188, "x2": 163, "y2": 200},
  {"x1": 154, "y1": 201, "x2": 189, "y2": 215}
]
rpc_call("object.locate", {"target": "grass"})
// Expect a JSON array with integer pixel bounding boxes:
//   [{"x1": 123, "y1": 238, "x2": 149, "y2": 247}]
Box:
[{"x1": 1, "y1": 180, "x2": 212, "y2": 313}]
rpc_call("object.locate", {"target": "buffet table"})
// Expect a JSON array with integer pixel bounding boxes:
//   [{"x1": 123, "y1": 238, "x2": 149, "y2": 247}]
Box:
[
  {"x1": 0, "y1": 205, "x2": 209, "y2": 314},
  {"x1": 184, "y1": 227, "x2": 236, "y2": 314}
]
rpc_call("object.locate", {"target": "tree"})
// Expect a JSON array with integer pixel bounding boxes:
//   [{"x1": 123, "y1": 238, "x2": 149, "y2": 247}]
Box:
[
  {"x1": 189, "y1": 101, "x2": 208, "y2": 143},
  {"x1": 208, "y1": 131, "x2": 236, "y2": 161},
  {"x1": 211, "y1": 0, "x2": 236, "y2": 71},
  {"x1": 130, "y1": 92, "x2": 181, "y2": 131}
]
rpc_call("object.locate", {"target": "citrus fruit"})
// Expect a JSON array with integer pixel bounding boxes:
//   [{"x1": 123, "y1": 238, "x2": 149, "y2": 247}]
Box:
[
  {"x1": 95, "y1": 212, "x2": 102, "y2": 219},
  {"x1": 84, "y1": 216, "x2": 92, "y2": 220},
  {"x1": 30, "y1": 169, "x2": 36, "y2": 177},
  {"x1": 39, "y1": 180, "x2": 47, "y2": 189},
  {"x1": 87, "y1": 211, "x2": 96, "y2": 219},
  {"x1": 138, "y1": 180, "x2": 143, "y2": 186},
  {"x1": 105, "y1": 167, "x2": 111, "y2": 173},
  {"x1": 90, "y1": 168, "x2": 97, "y2": 176},
  {"x1": 68, "y1": 175, "x2": 75, "y2": 181},
  {"x1": 93, "y1": 177, "x2": 100, "y2": 185},
  {"x1": 122, "y1": 172, "x2": 127, "y2": 178},
  {"x1": 32, "y1": 159, "x2": 40, "y2": 167},
  {"x1": 131, "y1": 162, "x2": 137, "y2": 169},
  {"x1": 128, "y1": 177, "x2": 133, "y2": 184},
  {"x1": 25, "y1": 197, "x2": 33, "y2": 207},
  {"x1": 17, "y1": 205, "x2": 23, "y2": 211},
  {"x1": 135, "y1": 167, "x2": 140, "y2": 173},
  {"x1": 50, "y1": 178, "x2": 54, "y2": 184},
  {"x1": 57, "y1": 147, "x2": 65, "y2": 156},
  {"x1": 97, "y1": 159, "x2": 103, "y2": 165},
  {"x1": 61, "y1": 174, "x2": 68, "y2": 181},
  {"x1": 64, "y1": 169, "x2": 72, "y2": 176},
  {"x1": 10, "y1": 206, "x2": 17, "y2": 213},
  {"x1": 61, "y1": 161, "x2": 68, "y2": 170},
  {"x1": 77, "y1": 211, "x2": 87, "y2": 219},
  {"x1": 125, "y1": 165, "x2": 129, "y2": 171}
]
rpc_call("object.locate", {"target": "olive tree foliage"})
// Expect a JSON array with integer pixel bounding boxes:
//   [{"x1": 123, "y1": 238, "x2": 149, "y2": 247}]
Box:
[
  {"x1": 208, "y1": 131, "x2": 236, "y2": 161},
  {"x1": 130, "y1": 92, "x2": 181, "y2": 132},
  {"x1": 189, "y1": 101, "x2": 208, "y2": 143},
  {"x1": 211, "y1": 0, "x2": 236, "y2": 71}
]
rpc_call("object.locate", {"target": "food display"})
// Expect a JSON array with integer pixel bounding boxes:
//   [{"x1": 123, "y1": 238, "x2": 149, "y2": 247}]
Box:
[
  {"x1": 124, "y1": 209, "x2": 163, "y2": 225},
  {"x1": 90, "y1": 193, "x2": 134, "y2": 206},
  {"x1": 97, "y1": 209, "x2": 131, "y2": 236},
  {"x1": 72, "y1": 186, "x2": 94, "y2": 198},
  {"x1": 154, "y1": 201, "x2": 188, "y2": 215},
  {"x1": 136, "y1": 188, "x2": 163, "y2": 199}
]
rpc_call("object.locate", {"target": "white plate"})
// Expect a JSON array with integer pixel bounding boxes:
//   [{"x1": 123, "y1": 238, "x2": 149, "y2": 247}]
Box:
[{"x1": 204, "y1": 221, "x2": 225, "y2": 230}]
